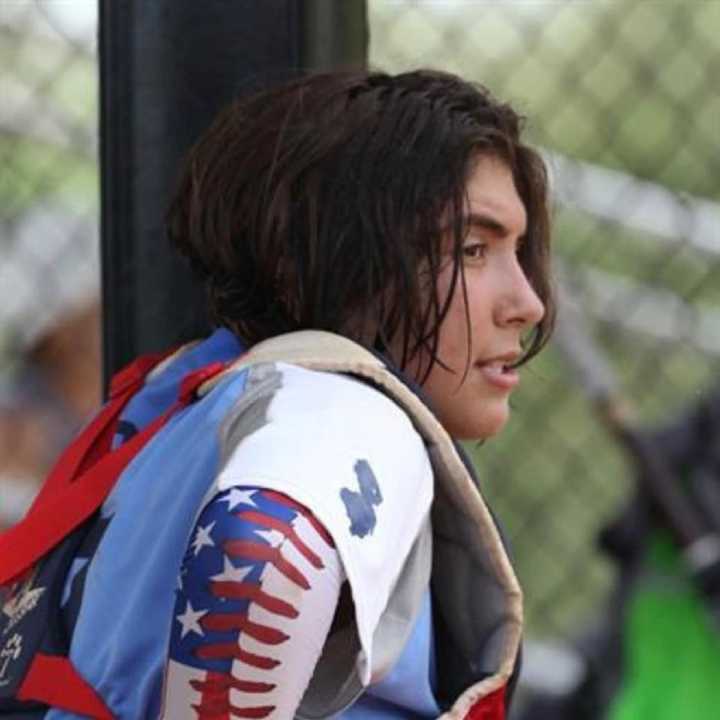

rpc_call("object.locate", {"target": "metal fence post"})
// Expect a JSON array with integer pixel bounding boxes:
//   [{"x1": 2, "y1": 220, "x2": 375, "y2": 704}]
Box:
[{"x1": 100, "y1": 0, "x2": 368, "y2": 385}]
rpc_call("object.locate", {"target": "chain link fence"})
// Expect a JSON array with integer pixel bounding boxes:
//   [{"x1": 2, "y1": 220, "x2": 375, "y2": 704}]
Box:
[
  {"x1": 0, "y1": 1, "x2": 99, "y2": 526},
  {"x1": 1, "y1": 0, "x2": 719, "y2": 713},
  {"x1": 369, "y1": 0, "x2": 720, "y2": 694}
]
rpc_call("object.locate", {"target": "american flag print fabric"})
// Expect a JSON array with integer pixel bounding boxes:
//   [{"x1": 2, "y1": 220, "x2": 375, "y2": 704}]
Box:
[{"x1": 161, "y1": 486, "x2": 343, "y2": 719}]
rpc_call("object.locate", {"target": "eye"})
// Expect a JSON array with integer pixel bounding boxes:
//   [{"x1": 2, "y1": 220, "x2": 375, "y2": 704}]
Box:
[{"x1": 462, "y1": 241, "x2": 488, "y2": 261}]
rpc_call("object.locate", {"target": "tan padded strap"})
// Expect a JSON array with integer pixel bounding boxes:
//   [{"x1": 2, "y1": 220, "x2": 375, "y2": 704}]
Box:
[{"x1": 199, "y1": 330, "x2": 523, "y2": 701}]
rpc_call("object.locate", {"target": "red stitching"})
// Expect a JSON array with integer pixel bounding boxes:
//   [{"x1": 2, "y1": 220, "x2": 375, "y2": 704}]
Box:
[
  {"x1": 191, "y1": 493, "x2": 334, "y2": 719},
  {"x1": 194, "y1": 642, "x2": 280, "y2": 670},
  {"x1": 259, "y1": 490, "x2": 335, "y2": 548},
  {"x1": 192, "y1": 672, "x2": 276, "y2": 719},
  {"x1": 210, "y1": 580, "x2": 298, "y2": 618},
  {"x1": 223, "y1": 540, "x2": 310, "y2": 589},
  {"x1": 226, "y1": 704, "x2": 275, "y2": 719},
  {"x1": 201, "y1": 612, "x2": 289, "y2": 644},
  {"x1": 193, "y1": 698, "x2": 275, "y2": 719},
  {"x1": 235, "y1": 510, "x2": 324, "y2": 569},
  {"x1": 191, "y1": 674, "x2": 275, "y2": 694}
]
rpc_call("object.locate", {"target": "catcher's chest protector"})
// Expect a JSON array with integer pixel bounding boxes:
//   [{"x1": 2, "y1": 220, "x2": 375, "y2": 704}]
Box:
[
  {"x1": 0, "y1": 331, "x2": 522, "y2": 719},
  {"x1": 239, "y1": 333, "x2": 523, "y2": 720}
]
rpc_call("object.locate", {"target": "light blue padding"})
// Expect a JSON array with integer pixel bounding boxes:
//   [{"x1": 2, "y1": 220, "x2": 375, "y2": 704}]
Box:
[
  {"x1": 47, "y1": 334, "x2": 247, "y2": 720},
  {"x1": 340, "y1": 590, "x2": 441, "y2": 719},
  {"x1": 46, "y1": 328, "x2": 441, "y2": 719},
  {"x1": 111, "y1": 327, "x2": 243, "y2": 450}
]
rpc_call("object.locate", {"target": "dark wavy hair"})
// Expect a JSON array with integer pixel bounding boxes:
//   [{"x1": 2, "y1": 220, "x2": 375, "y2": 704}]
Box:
[{"x1": 167, "y1": 69, "x2": 554, "y2": 379}]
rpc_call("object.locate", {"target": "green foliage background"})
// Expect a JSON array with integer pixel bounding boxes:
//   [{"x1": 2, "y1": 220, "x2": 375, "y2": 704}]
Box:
[
  {"x1": 370, "y1": 0, "x2": 720, "y2": 639},
  {"x1": 0, "y1": 19, "x2": 96, "y2": 215}
]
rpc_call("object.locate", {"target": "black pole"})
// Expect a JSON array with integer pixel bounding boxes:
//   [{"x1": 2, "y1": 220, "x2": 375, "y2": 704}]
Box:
[
  {"x1": 100, "y1": 0, "x2": 367, "y2": 386},
  {"x1": 300, "y1": 0, "x2": 368, "y2": 71}
]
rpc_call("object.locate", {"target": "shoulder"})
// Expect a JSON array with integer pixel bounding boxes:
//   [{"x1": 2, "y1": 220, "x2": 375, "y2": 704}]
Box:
[
  {"x1": 215, "y1": 357, "x2": 434, "y2": 524},
  {"x1": 218, "y1": 361, "x2": 429, "y2": 476},
  {"x1": 284, "y1": 362, "x2": 419, "y2": 434},
  {"x1": 262, "y1": 360, "x2": 414, "y2": 419},
  {"x1": 207, "y1": 362, "x2": 435, "y2": 686},
  {"x1": 215, "y1": 359, "x2": 433, "y2": 564}
]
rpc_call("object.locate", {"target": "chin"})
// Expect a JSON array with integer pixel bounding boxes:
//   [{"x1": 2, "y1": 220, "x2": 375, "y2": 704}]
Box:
[{"x1": 444, "y1": 404, "x2": 510, "y2": 440}]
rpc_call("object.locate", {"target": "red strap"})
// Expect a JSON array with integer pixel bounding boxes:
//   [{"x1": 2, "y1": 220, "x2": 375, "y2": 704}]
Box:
[
  {"x1": 465, "y1": 686, "x2": 506, "y2": 720},
  {"x1": 178, "y1": 361, "x2": 227, "y2": 405},
  {"x1": 27, "y1": 352, "x2": 170, "y2": 512},
  {"x1": 0, "y1": 359, "x2": 227, "y2": 586},
  {"x1": 107, "y1": 352, "x2": 172, "y2": 400},
  {"x1": 18, "y1": 653, "x2": 114, "y2": 719},
  {"x1": 0, "y1": 409, "x2": 171, "y2": 585}
]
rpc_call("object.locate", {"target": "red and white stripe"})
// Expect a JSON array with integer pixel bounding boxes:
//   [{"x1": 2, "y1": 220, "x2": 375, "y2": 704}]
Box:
[{"x1": 162, "y1": 491, "x2": 342, "y2": 719}]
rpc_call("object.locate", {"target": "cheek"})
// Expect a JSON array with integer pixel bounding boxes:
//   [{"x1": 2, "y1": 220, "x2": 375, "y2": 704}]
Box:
[
  {"x1": 422, "y1": 361, "x2": 512, "y2": 439},
  {"x1": 435, "y1": 281, "x2": 482, "y2": 369}
]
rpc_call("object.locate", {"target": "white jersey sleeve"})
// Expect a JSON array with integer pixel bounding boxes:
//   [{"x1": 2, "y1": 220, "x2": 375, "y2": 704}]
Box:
[
  {"x1": 216, "y1": 363, "x2": 435, "y2": 687},
  {"x1": 161, "y1": 486, "x2": 344, "y2": 719}
]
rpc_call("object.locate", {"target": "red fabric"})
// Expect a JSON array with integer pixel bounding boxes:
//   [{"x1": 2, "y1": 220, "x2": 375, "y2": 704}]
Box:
[
  {"x1": 18, "y1": 653, "x2": 114, "y2": 719},
  {"x1": 0, "y1": 410, "x2": 171, "y2": 584},
  {"x1": 30, "y1": 352, "x2": 169, "y2": 508},
  {"x1": 178, "y1": 361, "x2": 226, "y2": 404},
  {"x1": 465, "y1": 686, "x2": 506, "y2": 720},
  {"x1": 0, "y1": 352, "x2": 229, "y2": 717},
  {"x1": 0, "y1": 357, "x2": 227, "y2": 585}
]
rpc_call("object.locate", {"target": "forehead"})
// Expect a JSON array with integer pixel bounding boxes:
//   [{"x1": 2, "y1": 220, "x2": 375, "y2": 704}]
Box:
[{"x1": 465, "y1": 155, "x2": 527, "y2": 237}]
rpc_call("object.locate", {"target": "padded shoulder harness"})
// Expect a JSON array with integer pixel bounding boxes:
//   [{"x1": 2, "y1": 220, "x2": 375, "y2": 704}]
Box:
[{"x1": 199, "y1": 331, "x2": 523, "y2": 719}]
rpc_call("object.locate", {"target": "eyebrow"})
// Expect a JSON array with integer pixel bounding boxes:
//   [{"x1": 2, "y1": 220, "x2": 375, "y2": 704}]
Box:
[{"x1": 465, "y1": 212, "x2": 523, "y2": 239}]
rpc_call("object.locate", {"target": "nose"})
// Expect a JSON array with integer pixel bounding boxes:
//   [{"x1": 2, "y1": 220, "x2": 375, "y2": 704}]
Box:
[{"x1": 496, "y1": 260, "x2": 545, "y2": 330}]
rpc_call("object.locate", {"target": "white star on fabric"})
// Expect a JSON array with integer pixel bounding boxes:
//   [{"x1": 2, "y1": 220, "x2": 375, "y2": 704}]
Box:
[
  {"x1": 191, "y1": 521, "x2": 216, "y2": 556},
  {"x1": 219, "y1": 488, "x2": 258, "y2": 511},
  {"x1": 176, "y1": 600, "x2": 207, "y2": 639},
  {"x1": 210, "y1": 557, "x2": 255, "y2": 584}
]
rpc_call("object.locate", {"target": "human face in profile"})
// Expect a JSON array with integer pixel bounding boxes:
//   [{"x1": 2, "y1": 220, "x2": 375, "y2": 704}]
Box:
[{"x1": 419, "y1": 155, "x2": 546, "y2": 439}]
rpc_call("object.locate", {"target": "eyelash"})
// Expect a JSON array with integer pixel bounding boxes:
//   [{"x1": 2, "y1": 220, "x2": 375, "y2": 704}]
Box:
[
  {"x1": 462, "y1": 238, "x2": 525, "y2": 261},
  {"x1": 462, "y1": 241, "x2": 488, "y2": 261}
]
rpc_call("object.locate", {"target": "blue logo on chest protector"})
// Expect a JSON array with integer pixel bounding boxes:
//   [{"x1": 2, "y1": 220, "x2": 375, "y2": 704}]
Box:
[{"x1": 340, "y1": 460, "x2": 383, "y2": 538}]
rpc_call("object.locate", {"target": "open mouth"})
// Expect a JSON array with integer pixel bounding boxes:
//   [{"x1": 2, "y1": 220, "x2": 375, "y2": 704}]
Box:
[
  {"x1": 477, "y1": 360, "x2": 514, "y2": 374},
  {"x1": 477, "y1": 361, "x2": 519, "y2": 389}
]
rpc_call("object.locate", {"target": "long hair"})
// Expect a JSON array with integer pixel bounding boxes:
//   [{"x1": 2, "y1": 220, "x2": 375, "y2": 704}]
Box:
[{"x1": 167, "y1": 69, "x2": 554, "y2": 378}]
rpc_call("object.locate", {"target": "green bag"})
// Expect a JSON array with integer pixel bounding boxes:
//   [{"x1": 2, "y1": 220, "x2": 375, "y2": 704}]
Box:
[{"x1": 608, "y1": 533, "x2": 720, "y2": 720}]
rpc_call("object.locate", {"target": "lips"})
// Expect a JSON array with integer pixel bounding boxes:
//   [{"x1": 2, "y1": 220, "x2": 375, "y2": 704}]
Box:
[
  {"x1": 479, "y1": 360, "x2": 510, "y2": 375},
  {"x1": 476, "y1": 354, "x2": 520, "y2": 390}
]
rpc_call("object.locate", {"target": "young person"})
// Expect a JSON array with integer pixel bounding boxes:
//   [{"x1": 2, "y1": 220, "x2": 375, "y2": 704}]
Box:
[{"x1": 0, "y1": 69, "x2": 553, "y2": 719}]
